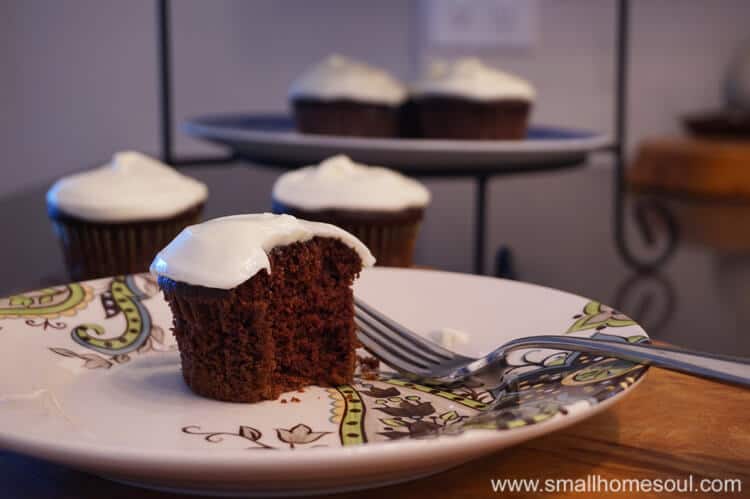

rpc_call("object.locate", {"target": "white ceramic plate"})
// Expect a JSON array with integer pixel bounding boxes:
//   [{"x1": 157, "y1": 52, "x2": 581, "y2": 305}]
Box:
[
  {"x1": 0, "y1": 268, "x2": 648, "y2": 496},
  {"x1": 182, "y1": 114, "x2": 610, "y2": 172}
]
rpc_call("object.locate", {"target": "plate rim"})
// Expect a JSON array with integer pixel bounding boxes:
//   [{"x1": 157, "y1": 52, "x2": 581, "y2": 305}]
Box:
[
  {"x1": 182, "y1": 113, "x2": 612, "y2": 154},
  {"x1": 0, "y1": 376, "x2": 646, "y2": 470}
]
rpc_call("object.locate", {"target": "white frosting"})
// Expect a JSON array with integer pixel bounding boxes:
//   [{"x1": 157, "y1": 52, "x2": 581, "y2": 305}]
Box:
[
  {"x1": 412, "y1": 58, "x2": 535, "y2": 101},
  {"x1": 273, "y1": 155, "x2": 430, "y2": 211},
  {"x1": 289, "y1": 54, "x2": 407, "y2": 106},
  {"x1": 46, "y1": 151, "x2": 208, "y2": 222},
  {"x1": 150, "y1": 213, "x2": 375, "y2": 289}
]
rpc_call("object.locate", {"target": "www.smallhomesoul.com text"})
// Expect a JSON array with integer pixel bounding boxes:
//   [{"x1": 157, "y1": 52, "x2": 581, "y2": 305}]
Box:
[{"x1": 490, "y1": 475, "x2": 743, "y2": 494}]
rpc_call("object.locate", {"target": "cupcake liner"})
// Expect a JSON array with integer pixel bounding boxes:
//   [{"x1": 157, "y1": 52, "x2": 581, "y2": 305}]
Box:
[
  {"x1": 50, "y1": 206, "x2": 203, "y2": 281},
  {"x1": 293, "y1": 99, "x2": 400, "y2": 137},
  {"x1": 415, "y1": 97, "x2": 531, "y2": 140},
  {"x1": 328, "y1": 221, "x2": 421, "y2": 268}
]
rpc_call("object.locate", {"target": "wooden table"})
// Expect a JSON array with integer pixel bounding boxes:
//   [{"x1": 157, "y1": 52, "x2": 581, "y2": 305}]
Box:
[
  {"x1": 628, "y1": 137, "x2": 750, "y2": 198},
  {"x1": 3, "y1": 368, "x2": 747, "y2": 498},
  {"x1": 2, "y1": 166, "x2": 748, "y2": 498}
]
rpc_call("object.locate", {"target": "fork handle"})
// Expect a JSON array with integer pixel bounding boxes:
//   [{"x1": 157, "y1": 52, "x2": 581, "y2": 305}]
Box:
[{"x1": 497, "y1": 336, "x2": 750, "y2": 387}]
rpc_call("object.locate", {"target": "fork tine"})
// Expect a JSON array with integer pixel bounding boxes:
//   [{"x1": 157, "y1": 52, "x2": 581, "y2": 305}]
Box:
[
  {"x1": 355, "y1": 307, "x2": 449, "y2": 365},
  {"x1": 354, "y1": 298, "x2": 458, "y2": 361},
  {"x1": 355, "y1": 318, "x2": 431, "y2": 374}
]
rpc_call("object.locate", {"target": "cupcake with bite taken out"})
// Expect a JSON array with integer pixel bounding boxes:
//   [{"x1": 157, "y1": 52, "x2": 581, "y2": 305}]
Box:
[
  {"x1": 272, "y1": 155, "x2": 430, "y2": 267},
  {"x1": 151, "y1": 213, "x2": 374, "y2": 402},
  {"x1": 46, "y1": 151, "x2": 207, "y2": 281},
  {"x1": 289, "y1": 55, "x2": 408, "y2": 137},
  {"x1": 410, "y1": 58, "x2": 535, "y2": 140}
]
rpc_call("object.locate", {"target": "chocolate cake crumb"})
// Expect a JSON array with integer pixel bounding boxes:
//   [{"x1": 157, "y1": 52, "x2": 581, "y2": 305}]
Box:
[
  {"x1": 357, "y1": 354, "x2": 381, "y2": 380},
  {"x1": 291, "y1": 396, "x2": 301, "y2": 403},
  {"x1": 360, "y1": 356, "x2": 380, "y2": 369}
]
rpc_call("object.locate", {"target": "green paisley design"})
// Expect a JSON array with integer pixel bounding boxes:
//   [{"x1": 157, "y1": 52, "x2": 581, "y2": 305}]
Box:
[
  {"x1": 71, "y1": 276, "x2": 152, "y2": 355},
  {"x1": 0, "y1": 284, "x2": 92, "y2": 319},
  {"x1": 562, "y1": 357, "x2": 643, "y2": 386},
  {"x1": 335, "y1": 385, "x2": 367, "y2": 445},
  {"x1": 567, "y1": 300, "x2": 635, "y2": 333}
]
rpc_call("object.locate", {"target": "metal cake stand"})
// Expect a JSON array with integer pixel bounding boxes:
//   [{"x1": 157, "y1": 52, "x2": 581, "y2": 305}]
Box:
[{"x1": 154, "y1": 0, "x2": 677, "y2": 275}]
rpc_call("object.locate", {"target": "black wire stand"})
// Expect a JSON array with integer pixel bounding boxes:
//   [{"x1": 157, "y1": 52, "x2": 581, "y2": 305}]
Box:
[{"x1": 155, "y1": 0, "x2": 677, "y2": 275}]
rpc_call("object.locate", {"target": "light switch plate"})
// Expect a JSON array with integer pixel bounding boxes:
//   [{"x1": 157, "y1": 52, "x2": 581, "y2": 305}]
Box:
[{"x1": 424, "y1": 0, "x2": 538, "y2": 48}]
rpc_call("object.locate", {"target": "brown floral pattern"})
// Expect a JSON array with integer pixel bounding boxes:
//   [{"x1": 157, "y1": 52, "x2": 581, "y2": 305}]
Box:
[
  {"x1": 25, "y1": 318, "x2": 67, "y2": 330},
  {"x1": 276, "y1": 424, "x2": 330, "y2": 449},
  {"x1": 182, "y1": 423, "x2": 331, "y2": 450},
  {"x1": 182, "y1": 425, "x2": 275, "y2": 450},
  {"x1": 48, "y1": 327, "x2": 169, "y2": 370},
  {"x1": 369, "y1": 392, "x2": 468, "y2": 440}
]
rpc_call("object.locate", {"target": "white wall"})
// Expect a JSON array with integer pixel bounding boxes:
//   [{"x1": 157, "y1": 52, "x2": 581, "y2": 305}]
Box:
[
  {"x1": 2, "y1": 0, "x2": 749, "y2": 273},
  {"x1": 1, "y1": 0, "x2": 159, "y2": 189}
]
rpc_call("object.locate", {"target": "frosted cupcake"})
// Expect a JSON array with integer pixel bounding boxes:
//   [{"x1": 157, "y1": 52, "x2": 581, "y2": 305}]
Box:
[
  {"x1": 272, "y1": 155, "x2": 430, "y2": 267},
  {"x1": 410, "y1": 58, "x2": 535, "y2": 140},
  {"x1": 47, "y1": 151, "x2": 208, "y2": 281},
  {"x1": 151, "y1": 214, "x2": 374, "y2": 402},
  {"x1": 289, "y1": 54, "x2": 408, "y2": 137}
]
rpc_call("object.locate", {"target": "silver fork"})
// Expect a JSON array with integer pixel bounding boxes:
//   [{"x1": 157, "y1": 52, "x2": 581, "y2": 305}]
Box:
[{"x1": 354, "y1": 298, "x2": 750, "y2": 388}]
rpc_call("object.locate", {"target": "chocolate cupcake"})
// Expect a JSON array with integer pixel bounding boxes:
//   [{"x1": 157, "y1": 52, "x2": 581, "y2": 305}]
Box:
[
  {"x1": 411, "y1": 58, "x2": 535, "y2": 140},
  {"x1": 150, "y1": 213, "x2": 374, "y2": 402},
  {"x1": 289, "y1": 55, "x2": 407, "y2": 137},
  {"x1": 46, "y1": 151, "x2": 208, "y2": 281},
  {"x1": 272, "y1": 155, "x2": 430, "y2": 267}
]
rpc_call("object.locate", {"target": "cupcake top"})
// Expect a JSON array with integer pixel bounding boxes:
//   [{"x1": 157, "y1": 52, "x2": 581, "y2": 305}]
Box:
[
  {"x1": 411, "y1": 58, "x2": 535, "y2": 102},
  {"x1": 272, "y1": 155, "x2": 430, "y2": 212},
  {"x1": 46, "y1": 151, "x2": 208, "y2": 222},
  {"x1": 150, "y1": 213, "x2": 375, "y2": 289},
  {"x1": 288, "y1": 54, "x2": 408, "y2": 106}
]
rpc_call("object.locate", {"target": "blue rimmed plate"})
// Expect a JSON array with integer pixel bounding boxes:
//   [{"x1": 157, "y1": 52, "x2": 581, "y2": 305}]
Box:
[{"x1": 183, "y1": 114, "x2": 610, "y2": 172}]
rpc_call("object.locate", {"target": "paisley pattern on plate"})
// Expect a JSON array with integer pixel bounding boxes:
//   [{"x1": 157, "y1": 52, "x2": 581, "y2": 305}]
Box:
[
  {"x1": 0, "y1": 273, "x2": 647, "y2": 449},
  {"x1": 0, "y1": 282, "x2": 94, "y2": 319}
]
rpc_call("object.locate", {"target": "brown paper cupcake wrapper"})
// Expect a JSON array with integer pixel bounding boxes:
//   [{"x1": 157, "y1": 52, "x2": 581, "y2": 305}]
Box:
[
  {"x1": 414, "y1": 97, "x2": 531, "y2": 140},
  {"x1": 293, "y1": 99, "x2": 400, "y2": 137},
  {"x1": 50, "y1": 206, "x2": 203, "y2": 281},
  {"x1": 336, "y1": 221, "x2": 421, "y2": 268}
]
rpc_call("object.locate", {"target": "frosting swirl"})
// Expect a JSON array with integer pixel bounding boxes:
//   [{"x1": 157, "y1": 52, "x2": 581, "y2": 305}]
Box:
[
  {"x1": 272, "y1": 155, "x2": 430, "y2": 211},
  {"x1": 411, "y1": 58, "x2": 535, "y2": 101},
  {"x1": 289, "y1": 54, "x2": 407, "y2": 106},
  {"x1": 47, "y1": 151, "x2": 208, "y2": 222}
]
